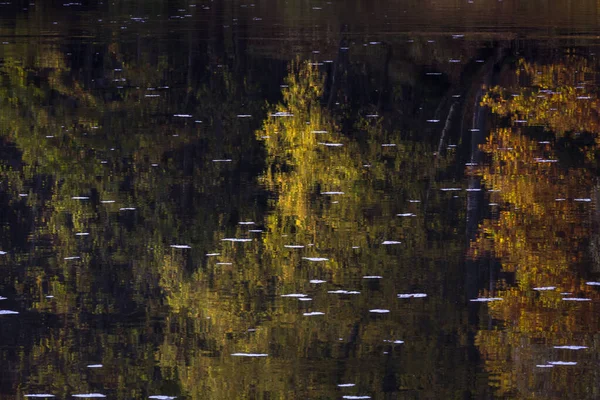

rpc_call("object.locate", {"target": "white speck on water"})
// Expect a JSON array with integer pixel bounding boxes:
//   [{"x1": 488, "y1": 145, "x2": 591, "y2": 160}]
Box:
[
  {"x1": 149, "y1": 396, "x2": 177, "y2": 400},
  {"x1": 369, "y1": 309, "x2": 390, "y2": 313},
  {"x1": 72, "y1": 394, "x2": 106, "y2": 398},
  {"x1": 24, "y1": 395, "x2": 56, "y2": 398},
  {"x1": 285, "y1": 245, "x2": 305, "y2": 248},
  {"x1": 249, "y1": 230, "x2": 263, "y2": 233},
  {"x1": 238, "y1": 221, "x2": 255, "y2": 225},
  {"x1": 100, "y1": 200, "x2": 115, "y2": 203},
  {"x1": 441, "y1": 188, "x2": 461, "y2": 191},
  {"x1": 19, "y1": 194, "x2": 28, "y2": 197},
  {"x1": 343, "y1": 396, "x2": 371, "y2": 399},
  {"x1": 87, "y1": 364, "x2": 103, "y2": 368},
  {"x1": 337, "y1": 384, "x2": 355, "y2": 388},
  {"x1": 470, "y1": 297, "x2": 503, "y2": 302},
  {"x1": 231, "y1": 353, "x2": 268, "y2": 357},
  {"x1": 366, "y1": 114, "x2": 379, "y2": 118},
  {"x1": 299, "y1": 297, "x2": 312, "y2": 301},
  {"x1": 0, "y1": 251, "x2": 6, "y2": 255},
  {"x1": 270, "y1": 111, "x2": 294, "y2": 117},
  {"x1": 64, "y1": 256, "x2": 80, "y2": 260},
  {"x1": 452, "y1": 34, "x2": 465, "y2": 38},
  {"x1": 46, "y1": 295, "x2": 54, "y2": 298},
  {"x1": 206, "y1": 253, "x2": 220, "y2": 256},
  {"x1": 0, "y1": 296, "x2": 6, "y2": 300},
  {"x1": 586, "y1": 282, "x2": 600, "y2": 286},
  {"x1": 237, "y1": 114, "x2": 252, "y2": 118},
  {"x1": 384, "y1": 339, "x2": 404, "y2": 344},
  {"x1": 408, "y1": 199, "x2": 421, "y2": 203},
  {"x1": 426, "y1": 72, "x2": 441, "y2": 76},
  {"x1": 547, "y1": 361, "x2": 577, "y2": 365},
  {"x1": 311, "y1": 130, "x2": 328, "y2": 134},
  {"x1": 303, "y1": 311, "x2": 325, "y2": 316},
  {"x1": 426, "y1": 119, "x2": 440, "y2": 122},
  {"x1": 303, "y1": 257, "x2": 329, "y2": 262},
  {"x1": 397, "y1": 213, "x2": 416, "y2": 217},
  {"x1": 221, "y1": 238, "x2": 252, "y2": 242},
  {"x1": 449, "y1": 59, "x2": 461, "y2": 63},
  {"x1": 170, "y1": 245, "x2": 191, "y2": 249},
  {"x1": 553, "y1": 345, "x2": 587, "y2": 350},
  {"x1": 119, "y1": 207, "x2": 136, "y2": 211},
  {"x1": 352, "y1": 246, "x2": 360, "y2": 249},
  {"x1": 71, "y1": 196, "x2": 90, "y2": 200},
  {"x1": 75, "y1": 233, "x2": 90, "y2": 236},
  {"x1": 363, "y1": 276, "x2": 382, "y2": 279},
  {"x1": 562, "y1": 297, "x2": 591, "y2": 301},
  {"x1": 535, "y1": 158, "x2": 558, "y2": 163},
  {"x1": 321, "y1": 191, "x2": 344, "y2": 195},
  {"x1": 328, "y1": 290, "x2": 360, "y2": 295},
  {"x1": 398, "y1": 293, "x2": 427, "y2": 298},
  {"x1": 381, "y1": 241, "x2": 401, "y2": 245},
  {"x1": 216, "y1": 262, "x2": 232, "y2": 265},
  {"x1": 539, "y1": 141, "x2": 551, "y2": 144},
  {"x1": 574, "y1": 198, "x2": 592, "y2": 202},
  {"x1": 466, "y1": 188, "x2": 482, "y2": 192},
  {"x1": 382, "y1": 143, "x2": 396, "y2": 147},
  {"x1": 0, "y1": 310, "x2": 19, "y2": 315},
  {"x1": 212, "y1": 159, "x2": 232, "y2": 163},
  {"x1": 318, "y1": 142, "x2": 344, "y2": 147},
  {"x1": 173, "y1": 114, "x2": 192, "y2": 118},
  {"x1": 489, "y1": 203, "x2": 499, "y2": 206},
  {"x1": 533, "y1": 286, "x2": 556, "y2": 291},
  {"x1": 536, "y1": 364, "x2": 554, "y2": 368},
  {"x1": 281, "y1": 294, "x2": 307, "y2": 298},
  {"x1": 310, "y1": 280, "x2": 326, "y2": 284}
]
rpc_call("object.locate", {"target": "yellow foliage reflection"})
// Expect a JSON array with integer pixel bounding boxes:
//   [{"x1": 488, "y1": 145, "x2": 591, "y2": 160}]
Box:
[{"x1": 472, "y1": 55, "x2": 600, "y2": 398}]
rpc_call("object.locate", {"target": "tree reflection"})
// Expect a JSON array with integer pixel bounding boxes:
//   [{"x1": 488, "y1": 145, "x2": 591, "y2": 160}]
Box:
[{"x1": 472, "y1": 54, "x2": 600, "y2": 399}]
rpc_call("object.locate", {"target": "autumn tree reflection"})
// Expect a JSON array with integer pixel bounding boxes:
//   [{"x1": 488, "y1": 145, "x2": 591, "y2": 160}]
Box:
[{"x1": 472, "y1": 54, "x2": 600, "y2": 399}]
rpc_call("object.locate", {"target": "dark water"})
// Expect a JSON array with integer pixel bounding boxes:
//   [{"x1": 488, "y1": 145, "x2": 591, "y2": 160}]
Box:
[{"x1": 0, "y1": 1, "x2": 599, "y2": 399}]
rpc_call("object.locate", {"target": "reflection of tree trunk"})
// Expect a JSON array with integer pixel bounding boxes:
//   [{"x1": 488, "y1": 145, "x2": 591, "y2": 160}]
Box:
[
  {"x1": 377, "y1": 43, "x2": 392, "y2": 112},
  {"x1": 326, "y1": 37, "x2": 349, "y2": 109},
  {"x1": 590, "y1": 181, "x2": 600, "y2": 273}
]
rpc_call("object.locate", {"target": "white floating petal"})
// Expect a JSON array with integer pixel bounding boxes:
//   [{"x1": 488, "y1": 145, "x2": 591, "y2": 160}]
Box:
[
  {"x1": 369, "y1": 309, "x2": 390, "y2": 313},
  {"x1": 553, "y1": 346, "x2": 587, "y2": 350},
  {"x1": 321, "y1": 191, "x2": 345, "y2": 195},
  {"x1": 547, "y1": 361, "x2": 577, "y2": 365},
  {"x1": 397, "y1": 293, "x2": 427, "y2": 298},
  {"x1": 381, "y1": 241, "x2": 401, "y2": 245},
  {"x1": 221, "y1": 238, "x2": 252, "y2": 242},
  {"x1": 303, "y1": 257, "x2": 329, "y2": 261},
  {"x1": 337, "y1": 384, "x2": 355, "y2": 387},
  {"x1": 562, "y1": 298, "x2": 591, "y2": 301},
  {"x1": 281, "y1": 294, "x2": 307, "y2": 298},
  {"x1": 170, "y1": 245, "x2": 191, "y2": 249},
  {"x1": 533, "y1": 286, "x2": 556, "y2": 291},
  {"x1": 363, "y1": 276, "x2": 382, "y2": 279},
  {"x1": 149, "y1": 396, "x2": 177, "y2": 400},
  {"x1": 72, "y1": 394, "x2": 106, "y2": 398},
  {"x1": 303, "y1": 312, "x2": 325, "y2": 316},
  {"x1": 309, "y1": 280, "x2": 326, "y2": 284}
]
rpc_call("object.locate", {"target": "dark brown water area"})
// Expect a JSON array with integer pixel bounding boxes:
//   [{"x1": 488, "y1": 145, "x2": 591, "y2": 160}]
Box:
[{"x1": 0, "y1": 1, "x2": 599, "y2": 399}]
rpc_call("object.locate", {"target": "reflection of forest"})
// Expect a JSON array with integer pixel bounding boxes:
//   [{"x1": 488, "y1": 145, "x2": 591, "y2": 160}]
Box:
[
  {"x1": 471, "y1": 55, "x2": 600, "y2": 399},
  {"x1": 1, "y1": 2, "x2": 599, "y2": 398}
]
